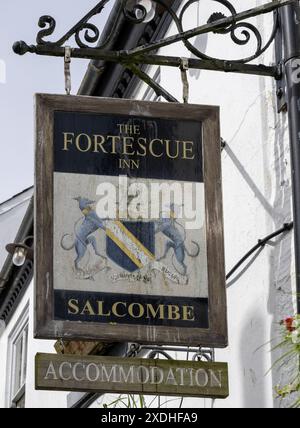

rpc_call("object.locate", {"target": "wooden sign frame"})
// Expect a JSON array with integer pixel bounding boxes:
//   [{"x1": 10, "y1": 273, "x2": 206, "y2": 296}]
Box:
[{"x1": 35, "y1": 94, "x2": 227, "y2": 347}]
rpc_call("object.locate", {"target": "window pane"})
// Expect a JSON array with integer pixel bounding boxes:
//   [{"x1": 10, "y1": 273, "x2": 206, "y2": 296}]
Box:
[
  {"x1": 16, "y1": 393, "x2": 26, "y2": 409},
  {"x1": 7, "y1": 307, "x2": 29, "y2": 409},
  {"x1": 11, "y1": 323, "x2": 29, "y2": 405},
  {"x1": 21, "y1": 327, "x2": 28, "y2": 386},
  {"x1": 13, "y1": 336, "x2": 23, "y2": 397}
]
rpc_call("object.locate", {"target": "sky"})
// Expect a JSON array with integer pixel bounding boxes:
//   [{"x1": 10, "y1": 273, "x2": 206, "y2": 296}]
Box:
[{"x1": 0, "y1": 0, "x2": 114, "y2": 203}]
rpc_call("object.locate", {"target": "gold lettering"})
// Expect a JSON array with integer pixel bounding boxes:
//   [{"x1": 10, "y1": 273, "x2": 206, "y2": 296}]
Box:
[
  {"x1": 168, "y1": 305, "x2": 181, "y2": 320},
  {"x1": 166, "y1": 140, "x2": 179, "y2": 159},
  {"x1": 68, "y1": 299, "x2": 79, "y2": 315},
  {"x1": 97, "y1": 301, "x2": 111, "y2": 317},
  {"x1": 119, "y1": 159, "x2": 139, "y2": 170},
  {"x1": 123, "y1": 137, "x2": 135, "y2": 155},
  {"x1": 182, "y1": 306, "x2": 195, "y2": 321},
  {"x1": 80, "y1": 300, "x2": 95, "y2": 316},
  {"x1": 149, "y1": 139, "x2": 164, "y2": 158},
  {"x1": 137, "y1": 138, "x2": 147, "y2": 157},
  {"x1": 131, "y1": 159, "x2": 140, "y2": 169},
  {"x1": 119, "y1": 159, "x2": 131, "y2": 169},
  {"x1": 63, "y1": 132, "x2": 75, "y2": 151},
  {"x1": 146, "y1": 304, "x2": 165, "y2": 320},
  {"x1": 117, "y1": 124, "x2": 125, "y2": 133},
  {"x1": 182, "y1": 141, "x2": 195, "y2": 160},
  {"x1": 128, "y1": 303, "x2": 145, "y2": 319},
  {"x1": 61, "y1": 132, "x2": 197, "y2": 161},
  {"x1": 112, "y1": 302, "x2": 127, "y2": 318},
  {"x1": 67, "y1": 300, "x2": 194, "y2": 323},
  {"x1": 93, "y1": 135, "x2": 108, "y2": 153},
  {"x1": 75, "y1": 134, "x2": 92, "y2": 152},
  {"x1": 117, "y1": 124, "x2": 140, "y2": 135},
  {"x1": 107, "y1": 135, "x2": 120, "y2": 154},
  {"x1": 133, "y1": 125, "x2": 140, "y2": 135}
]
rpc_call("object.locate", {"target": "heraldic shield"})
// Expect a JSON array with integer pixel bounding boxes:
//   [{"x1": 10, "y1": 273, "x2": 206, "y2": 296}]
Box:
[{"x1": 106, "y1": 221, "x2": 155, "y2": 273}]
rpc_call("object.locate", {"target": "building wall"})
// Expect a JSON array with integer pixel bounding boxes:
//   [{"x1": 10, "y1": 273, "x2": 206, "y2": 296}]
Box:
[
  {"x1": 131, "y1": 0, "x2": 296, "y2": 409},
  {"x1": 0, "y1": 282, "x2": 69, "y2": 408}
]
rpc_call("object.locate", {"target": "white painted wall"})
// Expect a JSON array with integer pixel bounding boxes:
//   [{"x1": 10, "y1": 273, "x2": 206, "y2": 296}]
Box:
[{"x1": 0, "y1": 282, "x2": 69, "y2": 408}]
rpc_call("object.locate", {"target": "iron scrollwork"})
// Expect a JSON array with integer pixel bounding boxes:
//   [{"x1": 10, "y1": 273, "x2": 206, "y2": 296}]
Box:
[
  {"x1": 123, "y1": 0, "x2": 279, "y2": 64},
  {"x1": 122, "y1": 0, "x2": 151, "y2": 23},
  {"x1": 12, "y1": 0, "x2": 289, "y2": 73},
  {"x1": 35, "y1": 0, "x2": 119, "y2": 49}
]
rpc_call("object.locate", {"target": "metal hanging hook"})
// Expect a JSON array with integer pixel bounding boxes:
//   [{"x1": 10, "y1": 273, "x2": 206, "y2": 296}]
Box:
[
  {"x1": 64, "y1": 46, "x2": 72, "y2": 95},
  {"x1": 180, "y1": 58, "x2": 189, "y2": 104}
]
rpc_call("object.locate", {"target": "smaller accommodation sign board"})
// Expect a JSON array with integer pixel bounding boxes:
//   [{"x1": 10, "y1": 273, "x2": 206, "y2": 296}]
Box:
[
  {"x1": 35, "y1": 354, "x2": 229, "y2": 399},
  {"x1": 35, "y1": 94, "x2": 227, "y2": 346}
]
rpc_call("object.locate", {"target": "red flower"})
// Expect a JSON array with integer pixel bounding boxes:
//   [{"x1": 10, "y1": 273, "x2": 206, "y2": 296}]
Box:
[{"x1": 283, "y1": 317, "x2": 296, "y2": 333}]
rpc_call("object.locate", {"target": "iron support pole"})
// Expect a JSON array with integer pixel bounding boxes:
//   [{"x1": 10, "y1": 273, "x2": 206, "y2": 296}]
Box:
[
  {"x1": 282, "y1": 1, "x2": 300, "y2": 313},
  {"x1": 126, "y1": 63, "x2": 179, "y2": 102},
  {"x1": 13, "y1": 43, "x2": 278, "y2": 78}
]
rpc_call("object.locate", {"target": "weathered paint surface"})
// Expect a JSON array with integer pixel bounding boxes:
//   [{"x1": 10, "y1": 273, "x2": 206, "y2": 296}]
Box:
[{"x1": 35, "y1": 353, "x2": 229, "y2": 399}]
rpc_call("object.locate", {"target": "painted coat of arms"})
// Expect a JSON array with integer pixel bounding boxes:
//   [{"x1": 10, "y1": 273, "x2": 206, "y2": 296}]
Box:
[{"x1": 60, "y1": 196, "x2": 201, "y2": 286}]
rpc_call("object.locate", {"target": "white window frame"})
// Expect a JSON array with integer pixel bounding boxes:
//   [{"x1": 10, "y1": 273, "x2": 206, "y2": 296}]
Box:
[{"x1": 6, "y1": 303, "x2": 29, "y2": 408}]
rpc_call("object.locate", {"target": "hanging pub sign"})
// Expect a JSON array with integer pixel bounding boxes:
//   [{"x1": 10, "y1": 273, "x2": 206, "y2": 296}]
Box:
[
  {"x1": 35, "y1": 94, "x2": 227, "y2": 347},
  {"x1": 35, "y1": 353, "x2": 229, "y2": 399}
]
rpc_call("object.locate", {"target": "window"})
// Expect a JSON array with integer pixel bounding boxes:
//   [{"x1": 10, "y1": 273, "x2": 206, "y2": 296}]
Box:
[{"x1": 6, "y1": 305, "x2": 29, "y2": 408}]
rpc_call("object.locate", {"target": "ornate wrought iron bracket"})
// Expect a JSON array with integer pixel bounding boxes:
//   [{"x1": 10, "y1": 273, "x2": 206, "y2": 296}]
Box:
[
  {"x1": 127, "y1": 344, "x2": 215, "y2": 362},
  {"x1": 13, "y1": 1, "x2": 295, "y2": 78},
  {"x1": 12, "y1": 0, "x2": 297, "y2": 102}
]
